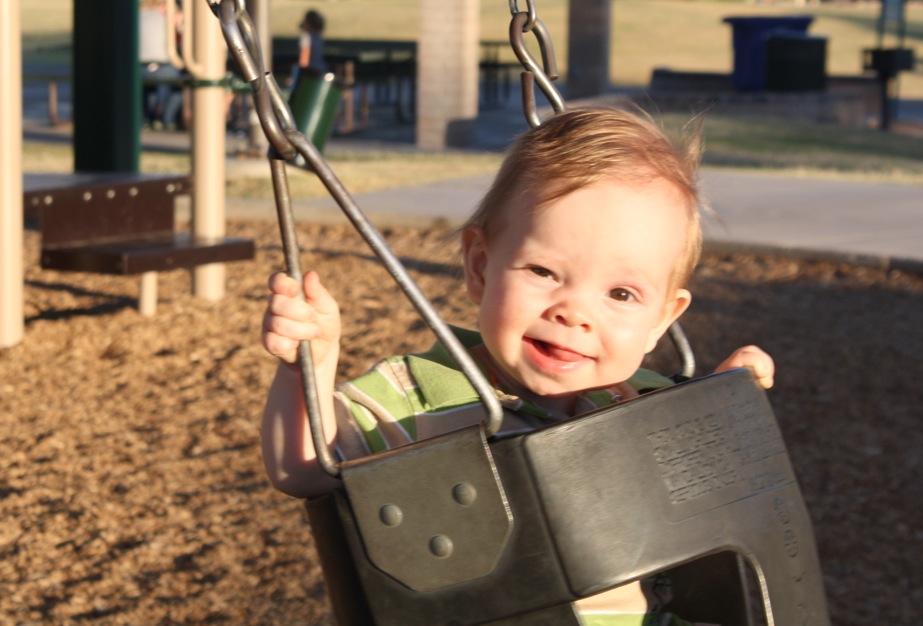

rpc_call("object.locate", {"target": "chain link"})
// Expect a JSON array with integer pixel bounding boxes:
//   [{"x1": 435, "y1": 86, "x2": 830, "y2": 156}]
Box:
[
  {"x1": 508, "y1": 0, "x2": 566, "y2": 127},
  {"x1": 508, "y1": 0, "x2": 537, "y2": 32}
]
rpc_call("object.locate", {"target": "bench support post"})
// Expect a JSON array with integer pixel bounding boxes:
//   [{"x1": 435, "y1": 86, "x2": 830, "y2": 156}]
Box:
[{"x1": 139, "y1": 272, "x2": 158, "y2": 317}]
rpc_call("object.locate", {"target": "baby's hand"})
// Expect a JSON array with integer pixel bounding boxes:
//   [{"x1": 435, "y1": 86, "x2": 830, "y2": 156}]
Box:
[
  {"x1": 262, "y1": 271, "x2": 341, "y2": 369},
  {"x1": 715, "y1": 345, "x2": 775, "y2": 389}
]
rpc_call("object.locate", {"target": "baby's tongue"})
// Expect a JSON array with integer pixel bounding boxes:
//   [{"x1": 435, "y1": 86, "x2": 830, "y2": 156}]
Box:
[{"x1": 538, "y1": 340, "x2": 584, "y2": 362}]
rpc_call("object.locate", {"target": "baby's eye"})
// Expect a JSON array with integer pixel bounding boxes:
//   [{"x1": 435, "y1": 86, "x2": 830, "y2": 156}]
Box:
[
  {"x1": 608, "y1": 288, "x2": 635, "y2": 302},
  {"x1": 528, "y1": 266, "x2": 554, "y2": 279}
]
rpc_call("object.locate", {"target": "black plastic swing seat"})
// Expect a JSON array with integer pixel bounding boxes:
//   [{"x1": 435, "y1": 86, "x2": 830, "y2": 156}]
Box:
[{"x1": 306, "y1": 369, "x2": 830, "y2": 626}]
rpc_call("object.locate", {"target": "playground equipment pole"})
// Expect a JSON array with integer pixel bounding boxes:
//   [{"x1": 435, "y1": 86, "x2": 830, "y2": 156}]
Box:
[
  {"x1": 189, "y1": 0, "x2": 229, "y2": 301},
  {"x1": 0, "y1": 0, "x2": 24, "y2": 348}
]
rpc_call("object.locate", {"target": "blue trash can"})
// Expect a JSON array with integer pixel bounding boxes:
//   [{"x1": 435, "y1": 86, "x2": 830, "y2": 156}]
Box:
[{"x1": 723, "y1": 15, "x2": 814, "y2": 92}]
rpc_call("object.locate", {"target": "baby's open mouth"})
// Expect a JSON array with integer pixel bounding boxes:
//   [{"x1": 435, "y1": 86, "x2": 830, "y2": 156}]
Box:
[{"x1": 530, "y1": 338, "x2": 586, "y2": 363}]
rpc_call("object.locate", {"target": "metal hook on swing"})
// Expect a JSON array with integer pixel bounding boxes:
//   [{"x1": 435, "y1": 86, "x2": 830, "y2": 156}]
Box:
[
  {"x1": 214, "y1": 0, "x2": 297, "y2": 161},
  {"x1": 509, "y1": 10, "x2": 566, "y2": 128}
]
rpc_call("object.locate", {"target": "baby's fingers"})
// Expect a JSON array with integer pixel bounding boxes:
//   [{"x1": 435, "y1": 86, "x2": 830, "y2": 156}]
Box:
[
  {"x1": 303, "y1": 270, "x2": 338, "y2": 315},
  {"x1": 267, "y1": 271, "x2": 338, "y2": 320},
  {"x1": 265, "y1": 293, "x2": 323, "y2": 340},
  {"x1": 268, "y1": 271, "x2": 302, "y2": 298},
  {"x1": 750, "y1": 358, "x2": 775, "y2": 389},
  {"x1": 261, "y1": 323, "x2": 300, "y2": 363},
  {"x1": 262, "y1": 270, "x2": 340, "y2": 366},
  {"x1": 716, "y1": 345, "x2": 775, "y2": 389}
]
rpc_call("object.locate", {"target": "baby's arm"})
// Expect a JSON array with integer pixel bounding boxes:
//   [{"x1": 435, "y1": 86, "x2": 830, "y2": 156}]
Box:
[
  {"x1": 715, "y1": 345, "x2": 774, "y2": 389},
  {"x1": 261, "y1": 271, "x2": 342, "y2": 498}
]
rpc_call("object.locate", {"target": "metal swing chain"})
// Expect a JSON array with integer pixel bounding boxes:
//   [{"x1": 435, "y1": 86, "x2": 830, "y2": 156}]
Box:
[
  {"x1": 508, "y1": 0, "x2": 566, "y2": 128},
  {"x1": 207, "y1": 0, "x2": 504, "y2": 479},
  {"x1": 507, "y1": 0, "x2": 695, "y2": 377}
]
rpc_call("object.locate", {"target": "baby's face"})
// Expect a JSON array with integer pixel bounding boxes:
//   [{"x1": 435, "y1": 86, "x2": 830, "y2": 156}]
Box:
[{"x1": 464, "y1": 177, "x2": 692, "y2": 401}]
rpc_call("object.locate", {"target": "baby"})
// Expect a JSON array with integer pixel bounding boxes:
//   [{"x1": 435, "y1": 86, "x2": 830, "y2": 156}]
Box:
[{"x1": 260, "y1": 107, "x2": 774, "y2": 625}]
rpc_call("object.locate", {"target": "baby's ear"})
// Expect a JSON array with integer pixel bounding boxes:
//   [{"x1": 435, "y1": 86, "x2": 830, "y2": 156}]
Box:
[
  {"x1": 645, "y1": 288, "x2": 692, "y2": 353},
  {"x1": 461, "y1": 226, "x2": 488, "y2": 304}
]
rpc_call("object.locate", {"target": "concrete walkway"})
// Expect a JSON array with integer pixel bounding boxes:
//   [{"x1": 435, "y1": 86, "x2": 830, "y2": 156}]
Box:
[
  {"x1": 224, "y1": 165, "x2": 922, "y2": 272},
  {"x1": 698, "y1": 170, "x2": 922, "y2": 269}
]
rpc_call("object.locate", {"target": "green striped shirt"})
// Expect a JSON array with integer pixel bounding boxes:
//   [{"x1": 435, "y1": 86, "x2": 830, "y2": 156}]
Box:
[{"x1": 332, "y1": 326, "x2": 673, "y2": 460}]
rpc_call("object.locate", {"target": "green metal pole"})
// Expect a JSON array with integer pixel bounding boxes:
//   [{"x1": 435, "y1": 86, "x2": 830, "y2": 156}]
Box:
[{"x1": 73, "y1": 0, "x2": 141, "y2": 172}]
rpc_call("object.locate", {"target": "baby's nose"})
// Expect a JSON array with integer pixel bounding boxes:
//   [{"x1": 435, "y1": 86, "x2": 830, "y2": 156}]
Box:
[{"x1": 548, "y1": 299, "x2": 591, "y2": 330}]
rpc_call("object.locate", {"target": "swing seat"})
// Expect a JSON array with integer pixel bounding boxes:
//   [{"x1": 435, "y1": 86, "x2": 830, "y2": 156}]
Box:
[{"x1": 306, "y1": 369, "x2": 830, "y2": 626}]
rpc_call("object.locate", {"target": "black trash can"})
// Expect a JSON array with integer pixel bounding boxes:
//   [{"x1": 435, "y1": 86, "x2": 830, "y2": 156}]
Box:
[
  {"x1": 723, "y1": 15, "x2": 814, "y2": 91},
  {"x1": 766, "y1": 32, "x2": 827, "y2": 91}
]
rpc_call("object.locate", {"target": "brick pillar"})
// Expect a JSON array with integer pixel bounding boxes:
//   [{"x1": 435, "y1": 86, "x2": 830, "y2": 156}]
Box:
[
  {"x1": 566, "y1": 0, "x2": 611, "y2": 99},
  {"x1": 417, "y1": 0, "x2": 480, "y2": 149}
]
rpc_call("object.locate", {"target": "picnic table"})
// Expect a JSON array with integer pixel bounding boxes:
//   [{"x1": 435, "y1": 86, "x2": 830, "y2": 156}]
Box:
[{"x1": 273, "y1": 38, "x2": 518, "y2": 130}]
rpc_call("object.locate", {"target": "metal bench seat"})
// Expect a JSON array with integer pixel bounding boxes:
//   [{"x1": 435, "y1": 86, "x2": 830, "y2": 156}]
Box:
[
  {"x1": 25, "y1": 173, "x2": 255, "y2": 314},
  {"x1": 40, "y1": 232, "x2": 254, "y2": 275}
]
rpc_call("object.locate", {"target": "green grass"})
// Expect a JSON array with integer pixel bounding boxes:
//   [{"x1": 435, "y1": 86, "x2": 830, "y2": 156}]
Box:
[
  {"x1": 21, "y1": 1, "x2": 923, "y2": 97},
  {"x1": 224, "y1": 150, "x2": 504, "y2": 200},
  {"x1": 21, "y1": 141, "x2": 504, "y2": 199},
  {"x1": 23, "y1": 111, "x2": 923, "y2": 193},
  {"x1": 19, "y1": 1, "x2": 923, "y2": 191},
  {"x1": 670, "y1": 112, "x2": 923, "y2": 183}
]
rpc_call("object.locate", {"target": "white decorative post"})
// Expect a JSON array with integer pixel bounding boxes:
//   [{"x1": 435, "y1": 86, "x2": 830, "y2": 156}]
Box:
[{"x1": 417, "y1": 0, "x2": 480, "y2": 149}]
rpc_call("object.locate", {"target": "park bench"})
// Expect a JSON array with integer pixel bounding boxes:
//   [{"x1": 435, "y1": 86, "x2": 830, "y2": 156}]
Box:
[
  {"x1": 272, "y1": 38, "x2": 519, "y2": 131},
  {"x1": 24, "y1": 172, "x2": 255, "y2": 316}
]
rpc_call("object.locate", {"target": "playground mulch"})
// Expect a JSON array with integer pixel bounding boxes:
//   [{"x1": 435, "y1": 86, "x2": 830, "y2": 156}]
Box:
[{"x1": 2, "y1": 219, "x2": 921, "y2": 625}]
